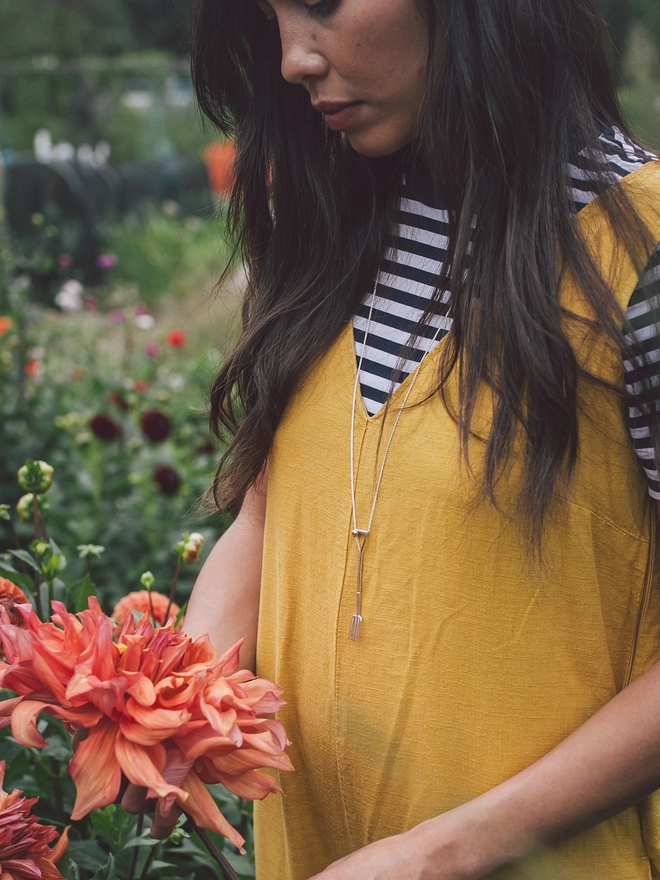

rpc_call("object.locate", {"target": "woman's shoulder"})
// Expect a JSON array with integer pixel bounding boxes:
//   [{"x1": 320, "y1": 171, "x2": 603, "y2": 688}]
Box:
[{"x1": 570, "y1": 125, "x2": 659, "y2": 214}]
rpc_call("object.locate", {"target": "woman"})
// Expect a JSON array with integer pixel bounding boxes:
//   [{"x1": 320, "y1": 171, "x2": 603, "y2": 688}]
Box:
[{"x1": 165, "y1": 1, "x2": 660, "y2": 877}]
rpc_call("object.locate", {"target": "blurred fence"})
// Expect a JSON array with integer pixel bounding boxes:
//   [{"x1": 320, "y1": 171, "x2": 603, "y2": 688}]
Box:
[
  {"x1": 4, "y1": 154, "x2": 211, "y2": 294},
  {"x1": 0, "y1": 54, "x2": 227, "y2": 297}
]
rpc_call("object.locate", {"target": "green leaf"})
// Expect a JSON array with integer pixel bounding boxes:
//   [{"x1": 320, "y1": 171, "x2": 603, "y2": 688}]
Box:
[
  {"x1": 7, "y1": 549, "x2": 40, "y2": 572},
  {"x1": 124, "y1": 836, "x2": 161, "y2": 849},
  {"x1": 221, "y1": 851, "x2": 256, "y2": 879},
  {"x1": 48, "y1": 537, "x2": 67, "y2": 570},
  {"x1": 0, "y1": 736, "x2": 25, "y2": 767},
  {"x1": 90, "y1": 804, "x2": 130, "y2": 849},
  {"x1": 174, "y1": 600, "x2": 188, "y2": 630},
  {"x1": 41, "y1": 733, "x2": 73, "y2": 763},
  {"x1": 68, "y1": 840, "x2": 112, "y2": 873},
  {"x1": 52, "y1": 577, "x2": 66, "y2": 605},
  {"x1": 39, "y1": 582, "x2": 50, "y2": 617},
  {"x1": 66, "y1": 574, "x2": 98, "y2": 612},
  {"x1": 90, "y1": 853, "x2": 116, "y2": 880}
]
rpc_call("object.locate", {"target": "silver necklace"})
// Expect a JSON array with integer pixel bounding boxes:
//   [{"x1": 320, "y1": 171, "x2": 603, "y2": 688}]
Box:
[{"x1": 349, "y1": 277, "x2": 445, "y2": 641}]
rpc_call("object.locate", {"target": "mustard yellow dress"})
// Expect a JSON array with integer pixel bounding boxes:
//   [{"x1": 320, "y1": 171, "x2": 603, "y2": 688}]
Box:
[{"x1": 255, "y1": 163, "x2": 660, "y2": 879}]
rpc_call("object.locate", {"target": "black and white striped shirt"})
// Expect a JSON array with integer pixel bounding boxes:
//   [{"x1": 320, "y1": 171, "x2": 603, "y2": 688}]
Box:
[{"x1": 354, "y1": 126, "x2": 660, "y2": 498}]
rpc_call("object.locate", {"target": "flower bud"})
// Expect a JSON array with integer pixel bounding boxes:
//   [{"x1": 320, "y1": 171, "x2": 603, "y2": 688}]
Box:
[
  {"x1": 33, "y1": 540, "x2": 49, "y2": 557},
  {"x1": 17, "y1": 460, "x2": 54, "y2": 494},
  {"x1": 181, "y1": 532, "x2": 205, "y2": 565},
  {"x1": 140, "y1": 571, "x2": 155, "y2": 590},
  {"x1": 16, "y1": 494, "x2": 34, "y2": 522}
]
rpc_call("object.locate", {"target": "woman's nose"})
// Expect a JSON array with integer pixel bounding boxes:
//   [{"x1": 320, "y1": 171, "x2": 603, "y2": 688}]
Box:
[{"x1": 278, "y1": 19, "x2": 328, "y2": 85}]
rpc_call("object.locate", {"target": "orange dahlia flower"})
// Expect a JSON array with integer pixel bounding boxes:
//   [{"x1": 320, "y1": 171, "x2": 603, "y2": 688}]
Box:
[
  {"x1": 112, "y1": 591, "x2": 180, "y2": 628},
  {"x1": 0, "y1": 599, "x2": 292, "y2": 852},
  {"x1": 0, "y1": 579, "x2": 29, "y2": 630},
  {"x1": 0, "y1": 760, "x2": 69, "y2": 880}
]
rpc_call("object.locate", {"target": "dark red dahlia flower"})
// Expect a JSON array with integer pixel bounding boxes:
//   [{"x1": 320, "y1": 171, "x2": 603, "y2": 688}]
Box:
[
  {"x1": 141, "y1": 410, "x2": 172, "y2": 442},
  {"x1": 90, "y1": 414, "x2": 121, "y2": 441},
  {"x1": 153, "y1": 465, "x2": 180, "y2": 495}
]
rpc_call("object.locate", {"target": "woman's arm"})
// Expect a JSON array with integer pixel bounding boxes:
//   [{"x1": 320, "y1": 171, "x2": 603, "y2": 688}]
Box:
[
  {"x1": 182, "y1": 471, "x2": 267, "y2": 669},
  {"x1": 123, "y1": 473, "x2": 267, "y2": 834},
  {"x1": 311, "y1": 649, "x2": 660, "y2": 879}
]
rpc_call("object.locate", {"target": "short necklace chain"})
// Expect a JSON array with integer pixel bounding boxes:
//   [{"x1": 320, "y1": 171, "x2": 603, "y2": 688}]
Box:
[{"x1": 348, "y1": 276, "x2": 445, "y2": 641}]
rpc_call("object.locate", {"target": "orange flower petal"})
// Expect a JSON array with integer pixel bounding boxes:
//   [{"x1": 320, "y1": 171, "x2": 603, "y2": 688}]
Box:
[
  {"x1": 10, "y1": 699, "x2": 48, "y2": 748},
  {"x1": 125, "y1": 675, "x2": 157, "y2": 706},
  {"x1": 203, "y1": 748, "x2": 295, "y2": 776},
  {"x1": 210, "y1": 768, "x2": 282, "y2": 800},
  {"x1": 181, "y1": 733, "x2": 240, "y2": 763},
  {"x1": 69, "y1": 718, "x2": 121, "y2": 818},
  {"x1": 183, "y1": 633, "x2": 220, "y2": 670},
  {"x1": 119, "y1": 703, "x2": 189, "y2": 746},
  {"x1": 178, "y1": 769, "x2": 245, "y2": 853},
  {"x1": 115, "y1": 733, "x2": 186, "y2": 802}
]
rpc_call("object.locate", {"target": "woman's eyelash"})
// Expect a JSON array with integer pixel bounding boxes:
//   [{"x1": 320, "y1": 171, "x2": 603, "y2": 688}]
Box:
[{"x1": 305, "y1": 0, "x2": 340, "y2": 17}]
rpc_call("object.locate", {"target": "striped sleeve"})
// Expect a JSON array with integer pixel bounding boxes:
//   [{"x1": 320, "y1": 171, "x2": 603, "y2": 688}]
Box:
[{"x1": 623, "y1": 245, "x2": 660, "y2": 500}]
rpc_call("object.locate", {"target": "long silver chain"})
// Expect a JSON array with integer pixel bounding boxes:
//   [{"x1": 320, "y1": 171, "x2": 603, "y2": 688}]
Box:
[{"x1": 348, "y1": 276, "x2": 445, "y2": 641}]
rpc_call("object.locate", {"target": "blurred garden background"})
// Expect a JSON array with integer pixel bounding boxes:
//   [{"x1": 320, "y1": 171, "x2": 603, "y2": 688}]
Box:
[
  {"x1": 0, "y1": 1, "x2": 659, "y2": 878},
  {"x1": 0, "y1": 0, "x2": 240, "y2": 602}
]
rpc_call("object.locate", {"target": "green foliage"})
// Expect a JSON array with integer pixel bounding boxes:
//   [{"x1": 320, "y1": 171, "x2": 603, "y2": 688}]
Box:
[
  {"x1": 0, "y1": 719, "x2": 256, "y2": 880},
  {"x1": 104, "y1": 208, "x2": 231, "y2": 311},
  {"x1": 0, "y1": 54, "x2": 214, "y2": 160},
  {"x1": 0, "y1": 0, "x2": 192, "y2": 62},
  {"x1": 0, "y1": 207, "x2": 236, "y2": 608}
]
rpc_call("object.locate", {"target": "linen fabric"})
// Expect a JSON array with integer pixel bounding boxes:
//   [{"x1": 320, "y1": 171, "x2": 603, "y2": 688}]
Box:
[{"x1": 254, "y1": 162, "x2": 660, "y2": 880}]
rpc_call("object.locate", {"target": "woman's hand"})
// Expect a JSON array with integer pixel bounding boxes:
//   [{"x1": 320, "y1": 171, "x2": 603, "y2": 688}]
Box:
[
  {"x1": 306, "y1": 817, "x2": 487, "y2": 880},
  {"x1": 122, "y1": 784, "x2": 182, "y2": 838}
]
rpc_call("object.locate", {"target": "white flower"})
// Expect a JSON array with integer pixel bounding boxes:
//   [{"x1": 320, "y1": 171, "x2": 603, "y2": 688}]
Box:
[
  {"x1": 134, "y1": 313, "x2": 155, "y2": 330},
  {"x1": 55, "y1": 280, "x2": 84, "y2": 311}
]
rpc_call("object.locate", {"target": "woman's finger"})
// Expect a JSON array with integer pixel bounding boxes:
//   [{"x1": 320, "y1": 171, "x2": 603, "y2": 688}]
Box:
[
  {"x1": 150, "y1": 801, "x2": 182, "y2": 839},
  {"x1": 121, "y1": 783, "x2": 155, "y2": 814}
]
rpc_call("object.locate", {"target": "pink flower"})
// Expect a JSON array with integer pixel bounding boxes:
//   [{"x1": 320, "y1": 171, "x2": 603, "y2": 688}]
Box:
[
  {"x1": 96, "y1": 254, "x2": 118, "y2": 269},
  {"x1": 0, "y1": 760, "x2": 69, "y2": 880},
  {"x1": 0, "y1": 579, "x2": 29, "y2": 631},
  {"x1": 145, "y1": 343, "x2": 161, "y2": 358},
  {"x1": 109, "y1": 309, "x2": 125, "y2": 324},
  {"x1": 57, "y1": 253, "x2": 72, "y2": 269},
  {"x1": 111, "y1": 591, "x2": 180, "y2": 628},
  {"x1": 0, "y1": 600, "x2": 293, "y2": 852}
]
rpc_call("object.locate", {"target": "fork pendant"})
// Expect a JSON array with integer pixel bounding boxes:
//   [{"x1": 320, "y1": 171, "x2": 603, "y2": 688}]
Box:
[{"x1": 349, "y1": 529, "x2": 368, "y2": 641}]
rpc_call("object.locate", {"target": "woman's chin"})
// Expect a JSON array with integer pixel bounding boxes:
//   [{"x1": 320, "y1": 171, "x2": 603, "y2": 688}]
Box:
[{"x1": 345, "y1": 128, "x2": 414, "y2": 159}]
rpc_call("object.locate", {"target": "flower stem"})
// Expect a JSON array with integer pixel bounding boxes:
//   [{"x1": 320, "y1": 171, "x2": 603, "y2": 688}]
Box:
[
  {"x1": 7, "y1": 515, "x2": 28, "y2": 574},
  {"x1": 183, "y1": 811, "x2": 241, "y2": 880},
  {"x1": 138, "y1": 841, "x2": 159, "y2": 880},
  {"x1": 32, "y1": 491, "x2": 40, "y2": 542},
  {"x1": 165, "y1": 558, "x2": 181, "y2": 623},
  {"x1": 127, "y1": 812, "x2": 145, "y2": 880},
  {"x1": 148, "y1": 591, "x2": 156, "y2": 628}
]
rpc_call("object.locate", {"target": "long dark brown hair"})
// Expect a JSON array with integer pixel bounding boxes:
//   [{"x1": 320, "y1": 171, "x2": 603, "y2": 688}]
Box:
[{"x1": 192, "y1": 0, "x2": 658, "y2": 542}]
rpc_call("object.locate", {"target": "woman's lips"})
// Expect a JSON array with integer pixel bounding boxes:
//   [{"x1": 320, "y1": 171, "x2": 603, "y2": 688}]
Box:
[{"x1": 313, "y1": 101, "x2": 364, "y2": 132}]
